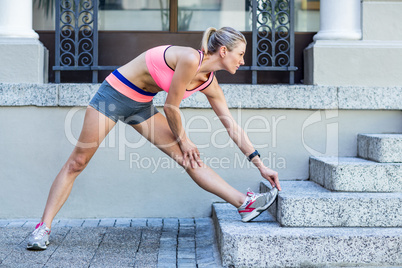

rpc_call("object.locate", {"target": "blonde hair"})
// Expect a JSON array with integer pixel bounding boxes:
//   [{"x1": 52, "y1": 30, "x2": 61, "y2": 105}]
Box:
[{"x1": 201, "y1": 27, "x2": 246, "y2": 55}]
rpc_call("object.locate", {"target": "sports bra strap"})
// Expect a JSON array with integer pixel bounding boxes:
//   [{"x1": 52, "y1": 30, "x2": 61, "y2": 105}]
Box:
[{"x1": 196, "y1": 50, "x2": 204, "y2": 72}]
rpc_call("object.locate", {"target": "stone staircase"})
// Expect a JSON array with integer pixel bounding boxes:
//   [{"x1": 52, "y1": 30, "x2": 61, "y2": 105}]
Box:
[{"x1": 212, "y1": 133, "x2": 402, "y2": 267}]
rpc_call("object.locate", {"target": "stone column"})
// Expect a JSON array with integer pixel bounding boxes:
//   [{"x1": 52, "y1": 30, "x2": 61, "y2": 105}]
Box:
[
  {"x1": 0, "y1": 0, "x2": 48, "y2": 83},
  {"x1": 0, "y1": 0, "x2": 39, "y2": 38},
  {"x1": 313, "y1": 0, "x2": 361, "y2": 41},
  {"x1": 304, "y1": 0, "x2": 402, "y2": 87}
]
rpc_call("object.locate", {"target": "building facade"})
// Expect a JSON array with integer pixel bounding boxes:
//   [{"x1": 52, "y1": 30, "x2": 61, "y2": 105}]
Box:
[{"x1": 0, "y1": 0, "x2": 401, "y2": 219}]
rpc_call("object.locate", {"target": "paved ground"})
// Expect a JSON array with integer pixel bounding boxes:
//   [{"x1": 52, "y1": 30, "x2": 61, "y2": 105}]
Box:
[{"x1": 0, "y1": 218, "x2": 222, "y2": 268}]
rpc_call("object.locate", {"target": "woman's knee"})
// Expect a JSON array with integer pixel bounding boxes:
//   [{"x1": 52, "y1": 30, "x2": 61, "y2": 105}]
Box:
[{"x1": 66, "y1": 153, "x2": 91, "y2": 174}]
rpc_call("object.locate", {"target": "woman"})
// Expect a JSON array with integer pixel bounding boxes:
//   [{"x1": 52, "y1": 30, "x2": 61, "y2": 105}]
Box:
[{"x1": 27, "y1": 27, "x2": 281, "y2": 250}]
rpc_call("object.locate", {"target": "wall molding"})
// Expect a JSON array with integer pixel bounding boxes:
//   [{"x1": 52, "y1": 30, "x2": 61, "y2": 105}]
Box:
[{"x1": 1, "y1": 83, "x2": 401, "y2": 110}]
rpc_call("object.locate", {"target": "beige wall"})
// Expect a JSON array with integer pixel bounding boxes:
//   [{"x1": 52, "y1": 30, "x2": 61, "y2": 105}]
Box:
[{"x1": 0, "y1": 106, "x2": 400, "y2": 219}]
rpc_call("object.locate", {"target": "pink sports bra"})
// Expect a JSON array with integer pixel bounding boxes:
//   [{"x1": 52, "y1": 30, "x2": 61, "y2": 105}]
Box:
[{"x1": 146, "y1": 45, "x2": 214, "y2": 99}]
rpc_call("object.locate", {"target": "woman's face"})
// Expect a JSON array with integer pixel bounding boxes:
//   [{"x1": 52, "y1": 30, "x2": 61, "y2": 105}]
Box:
[{"x1": 222, "y1": 41, "x2": 246, "y2": 74}]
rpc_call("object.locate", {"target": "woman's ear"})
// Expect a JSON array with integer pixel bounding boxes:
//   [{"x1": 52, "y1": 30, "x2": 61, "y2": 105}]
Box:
[{"x1": 219, "y1": 46, "x2": 227, "y2": 58}]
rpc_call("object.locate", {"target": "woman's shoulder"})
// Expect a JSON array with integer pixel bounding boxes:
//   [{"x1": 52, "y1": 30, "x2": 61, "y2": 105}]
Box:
[
  {"x1": 168, "y1": 46, "x2": 200, "y2": 60},
  {"x1": 169, "y1": 45, "x2": 199, "y2": 53}
]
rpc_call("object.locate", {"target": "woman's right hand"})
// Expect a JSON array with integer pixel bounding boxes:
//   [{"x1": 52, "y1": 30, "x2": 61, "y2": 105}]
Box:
[
  {"x1": 179, "y1": 138, "x2": 202, "y2": 169},
  {"x1": 259, "y1": 165, "x2": 281, "y2": 191}
]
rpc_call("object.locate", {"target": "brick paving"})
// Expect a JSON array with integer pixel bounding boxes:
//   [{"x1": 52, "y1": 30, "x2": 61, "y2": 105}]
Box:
[{"x1": 0, "y1": 218, "x2": 222, "y2": 268}]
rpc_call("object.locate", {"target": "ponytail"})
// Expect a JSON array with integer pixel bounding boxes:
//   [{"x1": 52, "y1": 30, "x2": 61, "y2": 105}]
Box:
[
  {"x1": 201, "y1": 27, "x2": 217, "y2": 55},
  {"x1": 200, "y1": 27, "x2": 246, "y2": 55}
]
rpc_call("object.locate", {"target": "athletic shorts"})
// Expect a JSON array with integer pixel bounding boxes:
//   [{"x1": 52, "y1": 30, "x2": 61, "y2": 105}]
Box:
[{"x1": 89, "y1": 80, "x2": 159, "y2": 125}]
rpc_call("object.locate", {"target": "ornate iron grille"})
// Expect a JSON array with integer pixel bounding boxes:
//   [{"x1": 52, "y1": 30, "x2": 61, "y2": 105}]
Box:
[
  {"x1": 53, "y1": 0, "x2": 110, "y2": 83},
  {"x1": 53, "y1": 0, "x2": 296, "y2": 84},
  {"x1": 242, "y1": 0, "x2": 297, "y2": 84}
]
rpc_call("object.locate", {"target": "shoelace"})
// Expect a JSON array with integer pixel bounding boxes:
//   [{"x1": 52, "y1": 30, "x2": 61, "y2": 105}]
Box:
[
  {"x1": 32, "y1": 223, "x2": 48, "y2": 238},
  {"x1": 246, "y1": 188, "x2": 264, "y2": 199},
  {"x1": 244, "y1": 189, "x2": 264, "y2": 205},
  {"x1": 246, "y1": 188, "x2": 255, "y2": 197}
]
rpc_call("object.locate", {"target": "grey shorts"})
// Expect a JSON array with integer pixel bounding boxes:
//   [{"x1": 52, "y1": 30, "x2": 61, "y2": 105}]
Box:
[{"x1": 89, "y1": 81, "x2": 159, "y2": 125}]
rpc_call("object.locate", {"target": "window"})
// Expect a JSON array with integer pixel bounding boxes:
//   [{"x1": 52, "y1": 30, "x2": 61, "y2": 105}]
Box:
[
  {"x1": 98, "y1": 0, "x2": 169, "y2": 31},
  {"x1": 295, "y1": 0, "x2": 320, "y2": 32},
  {"x1": 177, "y1": 0, "x2": 250, "y2": 31},
  {"x1": 32, "y1": 0, "x2": 319, "y2": 32}
]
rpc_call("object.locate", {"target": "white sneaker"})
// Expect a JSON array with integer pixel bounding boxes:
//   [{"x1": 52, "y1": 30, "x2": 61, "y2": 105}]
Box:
[
  {"x1": 27, "y1": 222, "x2": 51, "y2": 250},
  {"x1": 238, "y1": 187, "x2": 278, "y2": 222}
]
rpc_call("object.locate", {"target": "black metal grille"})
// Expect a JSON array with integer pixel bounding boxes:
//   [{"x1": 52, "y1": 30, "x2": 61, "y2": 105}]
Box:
[
  {"x1": 53, "y1": 0, "x2": 116, "y2": 83},
  {"x1": 241, "y1": 0, "x2": 297, "y2": 84},
  {"x1": 53, "y1": 0, "x2": 297, "y2": 84}
]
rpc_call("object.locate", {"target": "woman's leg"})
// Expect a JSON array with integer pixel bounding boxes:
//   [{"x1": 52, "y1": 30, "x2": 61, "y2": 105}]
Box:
[
  {"x1": 132, "y1": 113, "x2": 246, "y2": 208},
  {"x1": 41, "y1": 106, "x2": 116, "y2": 228}
]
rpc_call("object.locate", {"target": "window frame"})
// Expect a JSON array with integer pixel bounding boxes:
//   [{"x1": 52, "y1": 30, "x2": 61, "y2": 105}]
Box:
[{"x1": 169, "y1": 0, "x2": 178, "y2": 32}]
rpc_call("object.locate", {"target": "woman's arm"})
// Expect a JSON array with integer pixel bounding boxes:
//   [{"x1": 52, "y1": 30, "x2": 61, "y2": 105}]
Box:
[
  {"x1": 203, "y1": 80, "x2": 281, "y2": 190},
  {"x1": 164, "y1": 49, "x2": 202, "y2": 169}
]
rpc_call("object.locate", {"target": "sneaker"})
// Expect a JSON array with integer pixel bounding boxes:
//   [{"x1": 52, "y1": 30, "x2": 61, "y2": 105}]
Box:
[
  {"x1": 238, "y1": 187, "x2": 278, "y2": 222},
  {"x1": 27, "y1": 222, "x2": 51, "y2": 250}
]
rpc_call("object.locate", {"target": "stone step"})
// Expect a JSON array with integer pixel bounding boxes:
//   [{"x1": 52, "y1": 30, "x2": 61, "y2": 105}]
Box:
[
  {"x1": 358, "y1": 133, "x2": 402, "y2": 163},
  {"x1": 309, "y1": 156, "x2": 402, "y2": 192},
  {"x1": 260, "y1": 181, "x2": 402, "y2": 227},
  {"x1": 212, "y1": 202, "x2": 402, "y2": 268}
]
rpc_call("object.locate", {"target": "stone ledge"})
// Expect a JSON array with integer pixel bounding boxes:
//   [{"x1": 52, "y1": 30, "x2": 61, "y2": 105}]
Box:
[
  {"x1": 358, "y1": 133, "x2": 402, "y2": 163},
  {"x1": 260, "y1": 180, "x2": 402, "y2": 227},
  {"x1": 212, "y1": 202, "x2": 402, "y2": 267},
  {"x1": 310, "y1": 156, "x2": 402, "y2": 192},
  {"x1": 0, "y1": 83, "x2": 57, "y2": 106},
  {"x1": 1, "y1": 83, "x2": 402, "y2": 110}
]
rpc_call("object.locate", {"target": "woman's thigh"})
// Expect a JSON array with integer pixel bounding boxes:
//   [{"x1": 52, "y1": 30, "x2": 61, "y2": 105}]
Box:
[
  {"x1": 72, "y1": 106, "x2": 116, "y2": 158},
  {"x1": 131, "y1": 113, "x2": 184, "y2": 164}
]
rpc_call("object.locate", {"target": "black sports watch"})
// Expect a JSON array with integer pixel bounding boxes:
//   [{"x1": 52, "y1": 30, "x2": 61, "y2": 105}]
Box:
[{"x1": 247, "y1": 150, "x2": 260, "y2": 162}]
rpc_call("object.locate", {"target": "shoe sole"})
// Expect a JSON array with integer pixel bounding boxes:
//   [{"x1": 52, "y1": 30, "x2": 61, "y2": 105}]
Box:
[
  {"x1": 27, "y1": 241, "x2": 49, "y2": 250},
  {"x1": 241, "y1": 189, "x2": 278, "y2": 222}
]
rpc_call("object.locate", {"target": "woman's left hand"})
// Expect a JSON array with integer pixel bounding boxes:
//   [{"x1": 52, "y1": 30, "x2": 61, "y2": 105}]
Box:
[
  {"x1": 179, "y1": 139, "x2": 202, "y2": 169},
  {"x1": 259, "y1": 166, "x2": 281, "y2": 191}
]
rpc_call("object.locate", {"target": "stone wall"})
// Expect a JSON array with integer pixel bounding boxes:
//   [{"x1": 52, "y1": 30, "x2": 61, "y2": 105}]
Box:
[{"x1": 0, "y1": 83, "x2": 401, "y2": 219}]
